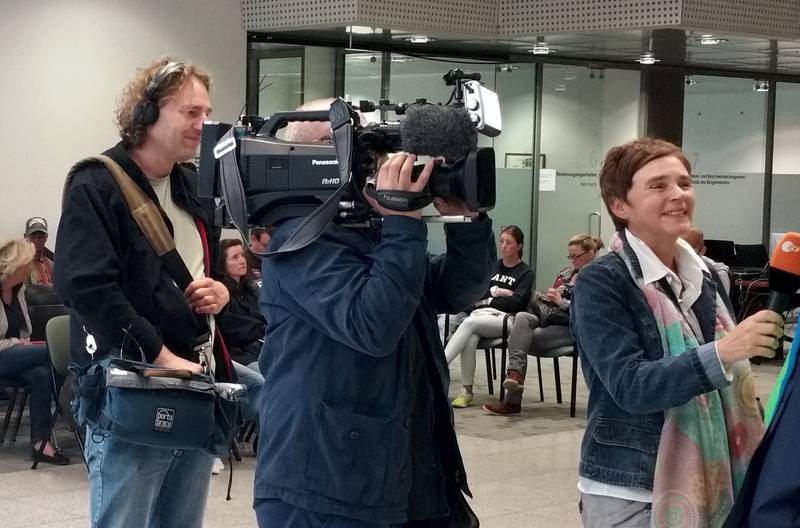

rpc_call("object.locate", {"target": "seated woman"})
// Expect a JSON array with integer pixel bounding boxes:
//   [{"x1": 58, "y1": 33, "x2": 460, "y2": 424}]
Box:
[
  {"x1": 446, "y1": 225, "x2": 533, "y2": 408},
  {"x1": 571, "y1": 138, "x2": 781, "y2": 527},
  {"x1": 0, "y1": 239, "x2": 68, "y2": 465},
  {"x1": 483, "y1": 233, "x2": 603, "y2": 415},
  {"x1": 215, "y1": 239, "x2": 266, "y2": 423}
]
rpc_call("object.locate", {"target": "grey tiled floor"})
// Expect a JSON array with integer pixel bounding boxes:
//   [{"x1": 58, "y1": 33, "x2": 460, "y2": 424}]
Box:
[{"x1": 0, "y1": 355, "x2": 784, "y2": 528}]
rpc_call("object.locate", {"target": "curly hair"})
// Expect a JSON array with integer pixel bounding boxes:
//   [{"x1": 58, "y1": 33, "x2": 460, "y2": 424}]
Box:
[
  {"x1": 0, "y1": 239, "x2": 35, "y2": 282},
  {"x1": 116, "y1": 57, "x2": 211, "y2": 148}
]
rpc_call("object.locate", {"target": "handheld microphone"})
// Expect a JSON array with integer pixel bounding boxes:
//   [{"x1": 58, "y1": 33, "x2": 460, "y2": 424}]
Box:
[
  {"x1": 400, "y1": 105, "x2": 477, "y2": 160},
  {"x1": 767, "y1": 232, "x2": 800, "y2": 315}
]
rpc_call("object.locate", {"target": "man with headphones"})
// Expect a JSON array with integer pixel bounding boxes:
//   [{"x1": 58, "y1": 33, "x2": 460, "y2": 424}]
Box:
[{"x1": 55, "y1": 58, "x2": 231, "y2": 527}]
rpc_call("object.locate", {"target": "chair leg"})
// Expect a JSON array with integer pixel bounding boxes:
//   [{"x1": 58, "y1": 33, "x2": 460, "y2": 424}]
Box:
[
  {"x1": 570, "y1": 352, "x2": 578, "y2": 418},
  {"x1": 11, "y1": 390, "x2": 28, "y2": 442},
  {"x1": 1, "y1": 387, "x2": 20, "y2": 443},
  {"x1": 536, "y1": 357, "x2": 544, "y2": 402},
  {"x1": 491, "y1": 349, "x2": 497, "y2": 380},
  {"x1": 553, "y1": 358, "x2": 563, "y2": 404},
  {"x1": 484, "y1": 350, "x2": 494, "y2": 395},
  {"x1": 499, "y1": 346, "x2": 507, "y2": 402}
]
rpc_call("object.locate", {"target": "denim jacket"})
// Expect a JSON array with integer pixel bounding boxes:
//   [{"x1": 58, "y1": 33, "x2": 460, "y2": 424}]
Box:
[{"x1": 570, "y1": 235, "x2": 733, "y2": 490}]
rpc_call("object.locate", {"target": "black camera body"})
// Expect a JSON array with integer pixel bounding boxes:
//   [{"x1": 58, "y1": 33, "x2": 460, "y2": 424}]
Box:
[{"x1": 198, "y1": 70, "x2": 501, "y2": 233}]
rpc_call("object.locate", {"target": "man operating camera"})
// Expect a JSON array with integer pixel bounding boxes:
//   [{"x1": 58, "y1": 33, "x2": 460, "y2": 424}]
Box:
[{"x1": 254, "y1": 120, "x2": 495, "y2": 527}]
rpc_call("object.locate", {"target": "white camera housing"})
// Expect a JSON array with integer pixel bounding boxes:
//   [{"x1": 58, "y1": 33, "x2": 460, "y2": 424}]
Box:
[{"x1": 463, "y1": 80, "x2": 502, "y2": 137}]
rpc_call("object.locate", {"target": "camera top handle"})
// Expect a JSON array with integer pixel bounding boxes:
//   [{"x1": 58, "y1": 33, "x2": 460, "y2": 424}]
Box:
[{"x1": 256, "y1": 110, "x2": 331, "y2": 138}]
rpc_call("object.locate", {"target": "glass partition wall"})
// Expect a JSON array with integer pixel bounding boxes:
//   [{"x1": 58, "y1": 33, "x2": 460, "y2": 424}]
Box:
[
  {"x1": 248, "y1": 40, "x2": 800, "y2": 267},
  {"x1": 683, "y1": 75, "x2": 768, "y2": 244},
  {"x1": 535, "y1": 65, "x2": 641, "y2": 290},
  {"x1": 772, "y1": 83, "x2": 800, "y2": 239}
]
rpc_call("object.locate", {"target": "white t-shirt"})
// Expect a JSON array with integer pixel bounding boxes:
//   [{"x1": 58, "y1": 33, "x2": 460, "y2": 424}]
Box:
[{"x1": 147, "y1": 175, "x2": 215, "y2": 370}]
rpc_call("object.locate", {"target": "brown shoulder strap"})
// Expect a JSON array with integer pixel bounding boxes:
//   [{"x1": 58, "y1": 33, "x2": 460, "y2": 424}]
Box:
[{"x1": 64, "y1": 155, "x2": 176, "y2": 257}]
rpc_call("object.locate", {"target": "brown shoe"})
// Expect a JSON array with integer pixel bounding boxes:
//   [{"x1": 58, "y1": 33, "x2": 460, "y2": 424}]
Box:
[
  {"x1": 502, "y1": 369, "x2": 524, "y2": 392},
  {"x1": 482, "y1": 399, "x2": 521, "y2": 415}
]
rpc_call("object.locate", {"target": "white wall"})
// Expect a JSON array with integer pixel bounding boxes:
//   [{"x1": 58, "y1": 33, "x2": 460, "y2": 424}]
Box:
[{"x1": 0, "y1": 0, "x2": 246, "y2": 242}]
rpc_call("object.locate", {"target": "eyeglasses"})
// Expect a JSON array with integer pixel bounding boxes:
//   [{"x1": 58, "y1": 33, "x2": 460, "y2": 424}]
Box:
[{"x1": 567, "y1": 251, "x2": 588, "y2": 261}]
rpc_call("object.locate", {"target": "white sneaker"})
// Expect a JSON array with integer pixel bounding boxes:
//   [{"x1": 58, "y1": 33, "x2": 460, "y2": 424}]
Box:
[{"x1": 212, "y1": 457, "x2": 224, "y2": 475}]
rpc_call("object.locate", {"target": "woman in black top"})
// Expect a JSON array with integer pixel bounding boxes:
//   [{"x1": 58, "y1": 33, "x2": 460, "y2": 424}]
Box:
[
  {"x1": 0, "y1": 239, "x2": 68, "y2": 464},
  {"x1": 445, "y1": 225, "x2": 533, "y2": 408},
  {"x1": 215, "y1": 239, "x2": 266, "y2": 423}
]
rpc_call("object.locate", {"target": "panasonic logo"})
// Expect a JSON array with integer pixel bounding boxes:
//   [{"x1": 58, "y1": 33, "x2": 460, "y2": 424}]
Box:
[
  {"x1": 321, "y1": 178, "x2": 341, "y2": 185},
  {"x1": 312, "y1": 159, "x2": 339, "y2": 166}
]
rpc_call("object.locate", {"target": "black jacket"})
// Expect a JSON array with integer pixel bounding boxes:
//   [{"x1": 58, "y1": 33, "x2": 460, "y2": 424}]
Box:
[
  {"x1": 55, "y1": 143, "x2": 232, "y2": 379},
  {"x1": 216, "y1": 275, "x2": 265, "y2": 365}
]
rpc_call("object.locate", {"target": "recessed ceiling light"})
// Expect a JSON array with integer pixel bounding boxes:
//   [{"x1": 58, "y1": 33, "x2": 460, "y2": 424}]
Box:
[
  {"x1": 391, "y1": 56, "x2": 413, "y2": 63},
  {"x1": 564, "y1": 74, "x2": 576, "y2": 81},
  {"x1": 346, "y1": 26, "x2": 376, "y2": 35},
  {"x1": 753, "y1": 80, "x2": 769, "y2": 92},
  {"x1": 528, "y1": 42, "x2": 553, "y2": 55},
  {"x1": 555, "y1": 84, "x2": 567, "y2": 92},
  {"x1": 698, "y1": 34, "x2": 726, "y2": 45},
  {"x1": 636, "y1": 52, "x2": 660, "y2": 65},
  {"x1": 405, "y1": 35, "x2": 434, "y2": 44}
]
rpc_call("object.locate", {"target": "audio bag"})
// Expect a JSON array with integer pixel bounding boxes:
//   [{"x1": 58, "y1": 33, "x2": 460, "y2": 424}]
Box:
[{"x1": 71, "y1": 356, "x2": 242, "y2": 456}]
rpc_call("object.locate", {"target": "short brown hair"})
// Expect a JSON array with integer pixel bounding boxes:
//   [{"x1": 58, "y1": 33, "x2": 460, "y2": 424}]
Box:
[
  {"x1": 598, "y1": 138, "x2": 691, "y2": 230},
  {"x1": 116, "y1": 57, "x2": 211, "y2": 148}
]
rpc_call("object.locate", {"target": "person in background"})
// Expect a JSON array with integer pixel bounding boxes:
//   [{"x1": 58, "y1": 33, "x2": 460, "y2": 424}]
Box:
[
  {"x1": 682, "y1": 226, "x2": 731, "y2": 294},
  {"x1": 245, "y1": 226, "x2": 275, "y2": 282},
  {"x1": 1, "y1": 238, "x2": 68, "y2": 465},
  {"x1": 23, "y1": 217, "x2": 54, "y2": 287},
  {"x1": 571, "y1": 137, "x2": 782, "y2": 527},
  {"x1": 216, "y1": 238, "x2": 265, "y2": 422},
  {"x1": 483, "y1": 233, "x2": 603, "y2": 415},
  {"x1": 446, "y1": 225, "x2": 533, "y2": 408}
]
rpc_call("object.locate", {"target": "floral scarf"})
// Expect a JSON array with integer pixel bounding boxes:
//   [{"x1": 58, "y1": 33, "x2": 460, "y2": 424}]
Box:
[{"x1": 610, "y1": 232, "x2": 764, "y2": 528}]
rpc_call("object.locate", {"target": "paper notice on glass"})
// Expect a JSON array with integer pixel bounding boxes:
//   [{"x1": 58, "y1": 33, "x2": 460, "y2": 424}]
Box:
[{"x1": 539, "y1": 169, "x2": 556, "y2": 191}]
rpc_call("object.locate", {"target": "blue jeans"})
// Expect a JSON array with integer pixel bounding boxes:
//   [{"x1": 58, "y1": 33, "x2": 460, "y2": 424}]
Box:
[
  {"x1": 0, "y1": 343, "x2": 52, "y2": 443},
  {"x1": 85, "y1": 426, "x2": 214, "y2": 528},
  {"x1": 233, "y1": 360, "x2": 264, "y2": 422}
]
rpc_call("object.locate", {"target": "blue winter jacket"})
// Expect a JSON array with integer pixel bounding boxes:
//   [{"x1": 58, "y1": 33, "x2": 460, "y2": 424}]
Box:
[
  {"x1": 570, "y1": 232, "x2": 733, "y2": 491},
  {"x1": 255, "y1": 215, "x2": 494, "y2": 524}
]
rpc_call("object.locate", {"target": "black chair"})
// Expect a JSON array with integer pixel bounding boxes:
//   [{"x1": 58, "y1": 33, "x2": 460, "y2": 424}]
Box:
[
  {"x1": 25, "y1": 284, "x2": 69, "y2": 342},
  {"x1": 529, "y1": 325, "x2": 579, "y2": 418},
  {"x1": 0, "y1": 379, "x2": 29, "y2": 443},
  {"x1": 704, "y1": 239, "x2": 736, "y2": 266},
  {"x1": 733, "y1": 243, "x2": 768, "y2": 270}
]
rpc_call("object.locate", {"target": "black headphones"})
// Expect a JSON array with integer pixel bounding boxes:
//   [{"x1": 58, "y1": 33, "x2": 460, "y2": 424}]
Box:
[{"x1": 132, "y1": 61, "x2": 186, "y2": 127}]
